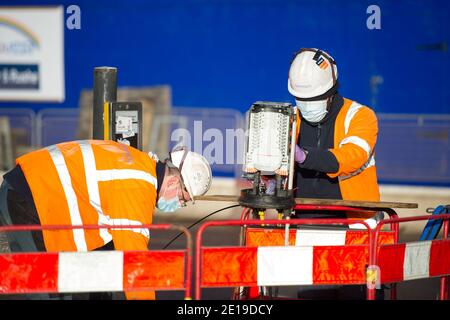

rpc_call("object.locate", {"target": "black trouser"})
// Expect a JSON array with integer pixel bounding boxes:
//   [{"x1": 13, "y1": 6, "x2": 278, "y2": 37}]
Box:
[
  {"x1": 0, "y1": 180, "x2": 45, "y2": 252},
  {"x1": 0, "y1": 180, "x2": 123, "y2": 300}
]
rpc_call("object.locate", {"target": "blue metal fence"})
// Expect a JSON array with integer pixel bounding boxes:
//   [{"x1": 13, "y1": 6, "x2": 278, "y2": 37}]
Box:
[
  {"x1": 36, "y1": 108, "x2": 80, "y2": 147},
  {"x1": 0, "y1": 108, "x2": 35, "y2": 146},
  {"x1": 376, "y1": 114, "x2": 450, "y2": 186},
  {"x1": 170, "y1": 107, "x2": 245, "y2": 178},
  {"x1": 1, "y1": 107, "x2": 449, "y2": 186}
]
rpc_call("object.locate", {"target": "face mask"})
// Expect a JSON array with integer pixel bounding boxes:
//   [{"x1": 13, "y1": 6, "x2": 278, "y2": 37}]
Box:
[
  {"x1": 157, "y1": 196, "x2": 181, "y2": 213},
  {"x1": 296, "y1": 99, "x2": 328, "y2": 123}
]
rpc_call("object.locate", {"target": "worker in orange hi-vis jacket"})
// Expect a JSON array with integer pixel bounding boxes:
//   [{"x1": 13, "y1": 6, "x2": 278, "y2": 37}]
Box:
[
  {"x1": 288, "y1": 48, "x2": 380, "y2": 204},
  {"x1": 0, "y1": 140, "x2": 212, "y2": 300},
  {"x1": 287, "y1": 48, "x2": 383, "y2": 300}
]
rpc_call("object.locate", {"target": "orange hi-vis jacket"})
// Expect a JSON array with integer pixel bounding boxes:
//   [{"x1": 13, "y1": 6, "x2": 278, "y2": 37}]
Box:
[
  {"x1": 16, "y1": 140, "x2": 158, "y2": 299},
  {"x1": 296, "y1": 97, "x2": 380, "y2": 201}
]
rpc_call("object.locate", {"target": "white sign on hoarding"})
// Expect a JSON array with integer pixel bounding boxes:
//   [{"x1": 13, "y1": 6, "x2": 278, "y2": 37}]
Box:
[{"x1": 0, "y1": 6, "x2": 64, "y2": 102}]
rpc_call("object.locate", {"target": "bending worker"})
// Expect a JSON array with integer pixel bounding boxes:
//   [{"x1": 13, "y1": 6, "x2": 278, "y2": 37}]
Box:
[
  {"x1": 288, "y1": 48, "x2": 382, "y2": 299},
  {"x1": 0, "y1": 140, "x2": 212, "y2": 299}
]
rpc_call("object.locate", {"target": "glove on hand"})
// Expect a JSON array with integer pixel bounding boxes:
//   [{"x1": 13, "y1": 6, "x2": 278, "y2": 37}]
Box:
[
  {"x1": 261, "y1": 176, "x2": 276, "y2": 195},
  {"x1": 266, "y1": 177, "x2": 276, "y2": 195},
  {"x1": 295, "y1": 145, "x2": 307, "y2": 164}
]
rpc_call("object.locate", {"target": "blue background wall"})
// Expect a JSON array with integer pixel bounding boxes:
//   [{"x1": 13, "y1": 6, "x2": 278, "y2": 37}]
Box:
[{"x1": 1, "y1": 0, "x2": 449, "y2": 114}]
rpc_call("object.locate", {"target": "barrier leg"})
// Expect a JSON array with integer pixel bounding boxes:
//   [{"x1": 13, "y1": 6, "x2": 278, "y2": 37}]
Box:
[
  {"x1": 237, "y1": 207, "x2": 263, "y2": 300},
  {"x1": 440, "y1": 277, "x2": 449, "y2": 300},
  {"x1": 384, "y1": 208, "x2": 398, "y2": 300},
  {"x1": 439, "y1": 219, "x2": 449, "y2": 300},
  {"x1": 448, "y1": 276, "x2": 450, "y2": 300},
  {"x1": 233, "y1": 208, "x2": 250, "y2": 300}
]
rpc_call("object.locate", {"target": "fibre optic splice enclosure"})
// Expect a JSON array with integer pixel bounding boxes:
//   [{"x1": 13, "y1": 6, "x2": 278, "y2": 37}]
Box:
[{"x1": 239, "y1": 101, "x2": 296, "y2": 210}]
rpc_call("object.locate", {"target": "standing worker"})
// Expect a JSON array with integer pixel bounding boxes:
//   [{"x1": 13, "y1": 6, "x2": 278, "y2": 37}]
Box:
[
  {"x1": 288, "y1": 48, "x2": 380, "y2": 206},
  {"x1": 288, "y1": 47, "x2": 382, "y2": 299},
  {"x1": 0, "y1": 140, "x2": 212, "y2": 300}
]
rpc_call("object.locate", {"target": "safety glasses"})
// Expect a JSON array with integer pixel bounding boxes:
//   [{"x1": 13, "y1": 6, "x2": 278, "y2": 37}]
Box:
[{"x1": 167, "y1": 146, "x2": 191, "y2": 206}]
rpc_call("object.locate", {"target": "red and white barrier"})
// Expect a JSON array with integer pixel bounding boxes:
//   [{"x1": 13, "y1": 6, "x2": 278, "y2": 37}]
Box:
[
  {"x1": 201, "y1": 239, "x2": 450, "y2": 289},
  {"x1": 201, "y1": 244, "x2": 370, "y2": 287},
  {"x1": 0, "y1": 250, "x2": 186, "y2": 294},
  {"x1": 378, "y1": 239, "x2": 450, "y2": 283},
  {"x1": 245, "y1": 227, "x2": 394, "y2": 247}
]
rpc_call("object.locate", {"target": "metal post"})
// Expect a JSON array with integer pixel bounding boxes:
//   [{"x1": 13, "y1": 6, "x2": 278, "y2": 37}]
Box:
[
  {"x1": 288, "y1": 106, "x2": 297, "y2": 190},
  {"x1": 93, "y1": 67, "x2": 117, "y2": 140}
]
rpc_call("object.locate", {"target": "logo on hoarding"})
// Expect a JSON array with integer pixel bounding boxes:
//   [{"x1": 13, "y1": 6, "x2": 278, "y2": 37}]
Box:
[
  {"x1": 66, "y1": 5, "x2": 81, "y2": 30},
  {"x1": 0, "y1": 16, "x2": 40, "y2": 55},
  {"x1": 366, "y1": 5, "x2": 381, "y2": 30},
  {"x1": 0, "y1": 64, "x2": 40, "y2": 90}
]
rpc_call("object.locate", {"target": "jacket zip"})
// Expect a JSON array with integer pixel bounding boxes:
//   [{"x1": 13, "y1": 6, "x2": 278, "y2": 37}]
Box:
[
  {"x1": 312, "y1": 123, "x2": 322, "y2": 193},
  {"x1": 317, "y1": 123, "x2": 321, "y2": 148}
]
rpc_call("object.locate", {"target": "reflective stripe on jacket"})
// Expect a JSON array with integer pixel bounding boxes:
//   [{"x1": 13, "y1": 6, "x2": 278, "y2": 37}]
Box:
[
  {"x1": 296, "y1": 97, "x2": 380, "y2": 201},
  {"x1": 16, "y1": 140, "x2": 158, "y2": 252}
]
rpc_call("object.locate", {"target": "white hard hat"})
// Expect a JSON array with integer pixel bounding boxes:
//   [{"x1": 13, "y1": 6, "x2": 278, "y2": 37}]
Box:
[
  {"x1": 288, "y1": 48, "x2": 338, "y2": 99},
  {"x1": 169, "y1": 147, "x2": 212, "y2": 201}
]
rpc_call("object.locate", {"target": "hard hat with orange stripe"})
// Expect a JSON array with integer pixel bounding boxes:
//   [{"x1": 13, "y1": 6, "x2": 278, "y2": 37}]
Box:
[{"x1": 288, "y1": 48, "x2": 338, "y2": 100}]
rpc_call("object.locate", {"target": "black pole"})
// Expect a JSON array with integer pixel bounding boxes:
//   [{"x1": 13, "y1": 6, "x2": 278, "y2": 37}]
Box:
[{"x1": 93, "y1": 67, "x2": 117, "y2": 140}]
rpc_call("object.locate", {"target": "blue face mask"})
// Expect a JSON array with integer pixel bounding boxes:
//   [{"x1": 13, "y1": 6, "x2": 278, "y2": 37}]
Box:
[{"x1": 157, "y1": 196, "x2": 181, "y2": 213}]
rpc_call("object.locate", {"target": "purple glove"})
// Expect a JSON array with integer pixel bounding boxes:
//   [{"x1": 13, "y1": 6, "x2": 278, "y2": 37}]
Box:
[
  {"x1": 261, "y1": 176, "x2": 276, "y2": 195},
  {"x1": 295, "y1": 145, "x2": 307, "y2": 164},
  {"x1": 266, "y1": 178, "x2": 276, "y2": 195}
]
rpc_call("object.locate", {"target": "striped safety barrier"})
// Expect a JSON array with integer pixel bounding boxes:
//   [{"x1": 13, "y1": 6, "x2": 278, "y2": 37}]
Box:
[
  {"x1": 377, "y1": 239, "x2": 450, "y2": 284},
  {"x1": 0, "y1": 250, "x2": 186, "y2": 294},
  {"x1": 241, "y1": 227, "x2": 395, "y2": 300},
  {"x1": 0, "y1": 223, "x2": 193, "y2": 299},
  {"x1": 196, "y1": 215, "x2": 450, "y2": 300},
  {"x1": 195, "y1": 218, "x2": 375, "y2": 300},
  {"x1": 199, "y1": 238, "x2": 450, "y2": 290},
  {"x1": 238, "y1": 205, "x2": 400, "y2": 300},
  {"x1": 245, "y1": 227, "x2": 395, "y2": 247},
  {"x1": 202, "y1": 244, "x2": 370, "y2": 287},
  {"x1": 368, "y1": 213, "x2": 450, "y2": 300}
]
